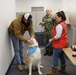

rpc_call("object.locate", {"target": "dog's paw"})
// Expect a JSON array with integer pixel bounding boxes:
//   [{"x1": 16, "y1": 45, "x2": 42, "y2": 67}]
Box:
[
  {"x1": 28, "y1": 73, "x2": 32, "y2": 75},
  {"x1": 39, "y1": 71, "x2": 42, "y2": 75},
  {"x1": 40, "y1": 65, "x2": 43, "y2": 68}
]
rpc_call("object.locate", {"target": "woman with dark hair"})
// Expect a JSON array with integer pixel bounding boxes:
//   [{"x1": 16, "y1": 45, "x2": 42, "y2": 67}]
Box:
[{"x1": 47, "y1": 11, "x2": 69, "y2": 75}]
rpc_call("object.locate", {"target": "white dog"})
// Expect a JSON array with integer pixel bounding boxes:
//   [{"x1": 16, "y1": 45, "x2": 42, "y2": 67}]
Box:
[{"x1": 25, "y1": 37, "x2": 43, "y2": 75}]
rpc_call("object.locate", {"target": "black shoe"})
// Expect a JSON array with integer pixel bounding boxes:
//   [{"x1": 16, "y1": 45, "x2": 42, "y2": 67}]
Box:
[
  {"x1": 44, "y1": 52, "x2": 48, "y2": 56},
  {"x1": 48, "y1": 51, "x2": 53, "y2": 56},
  {"x1": 44, "y1": 50, "x2": 49, "y2": 56},
  {"x1": 48, "y1": 54, "x2": 52, "y2": 56}
]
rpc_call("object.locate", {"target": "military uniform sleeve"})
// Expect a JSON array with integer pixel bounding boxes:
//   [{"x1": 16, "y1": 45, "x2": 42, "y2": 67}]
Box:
[
  {"x1": 40, "y1": 16, "x2": 46, "y2": 27},
  {"x1": 28, "y1": 23, "x2": 35, "y2": 37},
  {"x1": 14, "y1": 22, "x2": 27, "y2": 42}
]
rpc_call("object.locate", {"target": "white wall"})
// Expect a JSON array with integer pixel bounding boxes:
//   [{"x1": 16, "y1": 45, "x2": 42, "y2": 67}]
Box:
[
  {"x1": 68, "y1": 0, "x2": 76, "y2": 45},
  {"x1": 0, "y1": 0, "x2": 16, "y2": 75},
  {"x1": 62, "y1": 0, "x2": 68, "y2": 11},
  {"x1": 63, "y1": 0, "x2": 76, "y2": 45},
  {"x1": 16, "y1": 0, "x2": 63, "y2": 12},
  {"x1": 68, "y1": 0, "x2": 76, "y2": 29}
]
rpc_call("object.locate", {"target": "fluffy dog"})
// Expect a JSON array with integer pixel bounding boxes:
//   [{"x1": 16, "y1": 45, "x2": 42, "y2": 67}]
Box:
[{"x1": 25, "y1": 37, "x2": 43, "y2": 75}]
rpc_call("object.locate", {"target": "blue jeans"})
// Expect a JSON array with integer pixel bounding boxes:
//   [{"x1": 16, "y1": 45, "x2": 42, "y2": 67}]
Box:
[
  {"x1": 9, "y1": 32, "x2": 25, "y2": 66},
  {"x1": 52, "y1": 48, "x2": 66, "y2": 67}
]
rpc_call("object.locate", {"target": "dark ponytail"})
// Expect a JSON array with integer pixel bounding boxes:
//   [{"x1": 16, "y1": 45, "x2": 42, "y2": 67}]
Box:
[{"x1": 56, "y1": 11, "x2": 66, "y2": 21}]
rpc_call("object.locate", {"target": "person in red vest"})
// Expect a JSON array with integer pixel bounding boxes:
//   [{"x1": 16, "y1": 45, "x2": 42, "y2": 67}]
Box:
[{"x1": 47, "y1": 11, "x2": 69, "y2": 75}]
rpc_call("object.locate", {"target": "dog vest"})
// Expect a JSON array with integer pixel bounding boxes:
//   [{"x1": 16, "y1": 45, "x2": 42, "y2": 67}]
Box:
[{"x1": 27, "y1": 46, "x2": 37, "y2": 55}]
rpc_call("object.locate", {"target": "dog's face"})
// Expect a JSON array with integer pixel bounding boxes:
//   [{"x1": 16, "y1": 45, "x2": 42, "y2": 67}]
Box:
[{"x1": 28, "y1": 38, "x2": 38, "y2": 47}]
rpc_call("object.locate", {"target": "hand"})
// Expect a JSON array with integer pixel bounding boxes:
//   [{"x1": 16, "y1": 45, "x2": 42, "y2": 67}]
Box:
[
  {"x1": 49, "y1": 39, "x2": 52, "y2": 42},
  {"x1": 27, "y1": 39, "x2": 34, "y2": 45},
  {"x1": 39, "y1": 22, "x2": 46, "y2": 26},
  {"x1": 49, "y1": 38, "x2": 55, "y2": 42}
]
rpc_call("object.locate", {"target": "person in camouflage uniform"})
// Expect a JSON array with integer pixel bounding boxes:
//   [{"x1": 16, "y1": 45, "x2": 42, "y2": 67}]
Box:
[{"x1": 42, "y1": 8, "x2": 55, "y2": 56}]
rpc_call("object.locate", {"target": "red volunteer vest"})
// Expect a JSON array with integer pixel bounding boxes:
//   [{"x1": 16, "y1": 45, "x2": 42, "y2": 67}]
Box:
[{"x1": 52, "y1": 21, "x2": 68, "y2": 48}]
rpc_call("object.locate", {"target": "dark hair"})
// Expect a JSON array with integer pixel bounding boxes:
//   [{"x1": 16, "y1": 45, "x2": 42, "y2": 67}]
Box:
[
  {"x1": 56, "y1": 11, "x2": 66, "y2": 21},
  {"x1": 21, "y1": 14, "x2": 32, "y2": 27},
  {"x1": 28, "y1": 15, "x2": 32, "y2": 21},
  {"x1": 27, "y1": 15, "x2": 32, "y2": 25}
]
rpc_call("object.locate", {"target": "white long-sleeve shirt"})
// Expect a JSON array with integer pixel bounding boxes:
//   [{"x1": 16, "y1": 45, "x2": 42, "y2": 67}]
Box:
[{"x1": 54, "y1": 24, "x2": 63, "y2": 39}]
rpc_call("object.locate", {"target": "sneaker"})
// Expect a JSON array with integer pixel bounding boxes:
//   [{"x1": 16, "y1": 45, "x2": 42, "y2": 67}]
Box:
[
  {"x1": 17, "y1": 65, "x2": 23, "y2": 71},
  {"x1": 22, "y1": 61, "x2": 26, "y2": 65}
]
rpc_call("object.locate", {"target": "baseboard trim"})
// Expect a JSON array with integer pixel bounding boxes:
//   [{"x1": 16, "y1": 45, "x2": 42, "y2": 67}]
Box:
[{"x1": 5, "y1": 56, "x2": 15, "y2": 75}]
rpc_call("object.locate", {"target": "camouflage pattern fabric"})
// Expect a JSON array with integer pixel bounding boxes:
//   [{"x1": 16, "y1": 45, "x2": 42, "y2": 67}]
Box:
[{"x1": 42, "y1": 14, "x2": 55, "y2": 52}]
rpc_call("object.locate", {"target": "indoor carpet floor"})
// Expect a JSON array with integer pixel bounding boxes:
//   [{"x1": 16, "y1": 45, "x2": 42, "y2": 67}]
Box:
[{"x1": 7, "y1": 44, "x2": 76, "y2": 75}]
